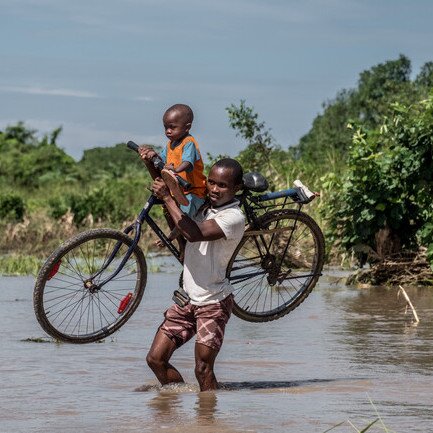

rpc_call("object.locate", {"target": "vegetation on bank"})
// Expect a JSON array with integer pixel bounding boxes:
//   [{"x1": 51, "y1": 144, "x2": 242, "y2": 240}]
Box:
[{"x1": 1, "y1": 54, "x2": 432, "y2": 281}]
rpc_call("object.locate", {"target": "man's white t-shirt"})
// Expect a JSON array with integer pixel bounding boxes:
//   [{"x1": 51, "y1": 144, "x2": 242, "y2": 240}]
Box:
[{"x1": 183, "y1": 199, "x2": 245, "y2": 305}]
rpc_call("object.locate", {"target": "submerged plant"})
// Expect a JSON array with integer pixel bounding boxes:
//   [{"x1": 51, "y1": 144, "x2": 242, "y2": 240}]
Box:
[{"x1": 323, "y1": 396, "x2": 395, "y2": 433}]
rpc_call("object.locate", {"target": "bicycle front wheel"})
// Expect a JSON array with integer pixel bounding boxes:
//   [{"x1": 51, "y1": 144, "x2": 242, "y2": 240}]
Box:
[
  {"x1": 33, "y1": 228, "x2": 147, "y2": 343},
  {"x1": 227, "y1": 209, "x2": 324, "y2": 322}
]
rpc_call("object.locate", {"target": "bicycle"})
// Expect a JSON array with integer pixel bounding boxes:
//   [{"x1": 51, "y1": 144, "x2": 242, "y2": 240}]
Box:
[{"x1": 33, "y1": 141, "x2": 325, "y2": 343}]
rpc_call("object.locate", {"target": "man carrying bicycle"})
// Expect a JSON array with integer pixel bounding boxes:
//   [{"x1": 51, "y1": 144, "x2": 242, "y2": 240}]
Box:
[{"x1": 146, "y1": 158, "x2": 245, "y2": 391}]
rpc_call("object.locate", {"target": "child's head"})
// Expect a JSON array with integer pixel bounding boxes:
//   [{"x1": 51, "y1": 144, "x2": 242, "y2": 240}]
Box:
[{"x1": 163, "y1": 104, "x2": 194, "y2": 142}]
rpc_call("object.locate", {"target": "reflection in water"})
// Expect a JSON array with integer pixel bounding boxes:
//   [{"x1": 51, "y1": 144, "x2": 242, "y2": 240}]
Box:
[
  {"x1": 195, "y1": 392, "x2": 217, "y2": 424},
  {"x1": 148, "y1": 393, "x2": 182, "y2": 418},
  {"x1": 324, "y1": 285, "x2": 433, "y2": 374},
  {"x1": 145, "y1": 390, "x2": 220, "y2": 431}
]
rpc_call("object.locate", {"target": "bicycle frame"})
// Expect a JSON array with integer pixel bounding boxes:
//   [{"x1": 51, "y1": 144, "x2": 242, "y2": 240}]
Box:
[
  {"x1": 94, "y1": 185, "x2": 308, "y2": 288},
  {"x1": 91, "y1": 194, "x2": 181, "y2": 288},
  {"x1": 237, "y1": 187, "x2": 307, "y2": 282},
  {"x1": 239, "y1": 186, "x2": 304, "y2": 226}
]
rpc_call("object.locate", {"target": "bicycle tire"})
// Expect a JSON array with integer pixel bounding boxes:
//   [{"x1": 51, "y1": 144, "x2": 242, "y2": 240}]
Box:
[
  {"x1": 226, "y1": 209, "x2": 324, "y2": 322},
  {"x1": 33, "y1": 228, "x2": 147, "y2": 343}
]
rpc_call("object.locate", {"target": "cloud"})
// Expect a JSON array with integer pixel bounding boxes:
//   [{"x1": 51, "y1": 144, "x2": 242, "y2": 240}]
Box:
[
  {"x1": 134, "y1": 96, "x2": 155, "y2": 102},
  {"x1": 0, "y1": 85, "x2": 99, "y2": 98}
]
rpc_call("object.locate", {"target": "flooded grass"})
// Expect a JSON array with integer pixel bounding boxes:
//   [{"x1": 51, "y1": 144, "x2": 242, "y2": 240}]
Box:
[
  {"x1": 0, "y1": 254, "x2": 42, "y2": 276},
  {"x1": 324, "y1": 397, "x2": 395, "y2": 433},
  {"x1": 0, "y1": 210, "x2": 164, "y2": 277},
  {"x1": 20, "y1": 337, "x2": 57, "y2": 343}
]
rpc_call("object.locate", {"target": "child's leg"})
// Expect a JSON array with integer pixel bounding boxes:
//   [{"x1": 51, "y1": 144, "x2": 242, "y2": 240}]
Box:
[
  {"x1": 176, "y1": 194, "x2": 206, "y2": 261},
  {"x1": 180, "y1": 193, "x2": 206, "y2": 218}
]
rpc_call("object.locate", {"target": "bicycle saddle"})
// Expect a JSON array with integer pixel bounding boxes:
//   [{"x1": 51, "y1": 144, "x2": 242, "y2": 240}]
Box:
[{"x1": 243, "y1": 172, "x2": 268, "y2": 192}]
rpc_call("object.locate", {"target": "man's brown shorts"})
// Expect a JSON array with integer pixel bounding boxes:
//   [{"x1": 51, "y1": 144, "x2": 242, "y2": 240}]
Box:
[{"x1": 159, "y1": 295, "x2": 234, "y2": 351}]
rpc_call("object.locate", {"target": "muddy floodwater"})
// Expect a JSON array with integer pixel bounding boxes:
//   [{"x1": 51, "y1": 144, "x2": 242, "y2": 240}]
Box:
[{"x1": 1, "y1": 257, "x2": 433, "y2": 433}]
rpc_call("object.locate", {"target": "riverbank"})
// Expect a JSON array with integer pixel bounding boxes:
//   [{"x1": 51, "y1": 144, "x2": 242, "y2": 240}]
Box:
[{"x1": 0, "y1": 216, "x2": 164, "y2": 276}]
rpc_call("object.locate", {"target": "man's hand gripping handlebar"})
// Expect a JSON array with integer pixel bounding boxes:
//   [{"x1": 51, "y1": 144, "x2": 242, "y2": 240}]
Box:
[{"x1": 127, "y1": 141, "x2": 191, "y2": 206}]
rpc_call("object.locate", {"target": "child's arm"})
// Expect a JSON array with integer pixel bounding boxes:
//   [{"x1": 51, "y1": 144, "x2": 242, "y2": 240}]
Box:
[
  {"x1": 170, "y1": 161, "x2": 193, "y2": 174},
  {"x1": 164, "y1": 141, "x2": 196, "y2": 174}
]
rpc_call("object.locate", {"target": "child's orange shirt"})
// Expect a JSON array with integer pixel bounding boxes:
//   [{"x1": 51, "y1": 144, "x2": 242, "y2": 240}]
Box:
[{"x1": 164, "y1": 135, "x2": 207, "y2": 199}]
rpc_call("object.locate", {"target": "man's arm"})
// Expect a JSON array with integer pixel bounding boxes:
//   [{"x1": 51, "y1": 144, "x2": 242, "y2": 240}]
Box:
[
  {"x1": 138, "y1": 146, "x2": 162, "y2": 180},
  {"x1": 152, "y1": 177, "x2": 224, "y2": 242}
]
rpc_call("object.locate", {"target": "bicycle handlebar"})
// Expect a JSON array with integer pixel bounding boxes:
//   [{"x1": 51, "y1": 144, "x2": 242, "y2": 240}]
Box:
[
  {"x1": 126, "y1": 140, "x2": 140, "y2": 153},
  {"x1": 127, "y1": 141, "x2": 191, "y2": 190}
]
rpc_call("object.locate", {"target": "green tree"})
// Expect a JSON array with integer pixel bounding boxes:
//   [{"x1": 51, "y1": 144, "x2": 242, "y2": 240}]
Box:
[
  {"x1": 415, "y1": 61, "x2": 433, "y2": 92},
  {"x1": 321, "y1": 94, "x2": 433, "y2": 266},
  {"x1": 78, "y1": 142, "x2": 155, "y2": 178},
  {"x1": 2, "y1": 121, "x2": 38, "y2": 146},
  {"x1": 296, "y1": 89, "x2": 355, "y2": 161},
  {"x1": 226, "y1": 100, "x2": 278, "y2": 173},
  {"x1": 0, "y1": 122, "x2": 78, "y2": 188},
  {"x1": 297, "y1": 55, "x2": 427, "y2": 163}
]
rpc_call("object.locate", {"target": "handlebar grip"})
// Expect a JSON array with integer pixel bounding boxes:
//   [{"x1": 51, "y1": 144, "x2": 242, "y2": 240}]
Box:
[
  {"x1": 127, "y1": 141, "x2": 139, "y2": 152},
  {"x1": 127, "y1": 141, "x2": 163, "y2": 170},
  {"x1": 176, "y1": 176, "x2": 191, "y2": 190},
  {"x1": 127, "y1": 142, "x2": 163, "y2": 169}
]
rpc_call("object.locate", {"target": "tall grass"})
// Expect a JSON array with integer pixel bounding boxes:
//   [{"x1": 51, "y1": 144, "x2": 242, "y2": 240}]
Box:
[
  {"x1": 0, "y1": 206, "x2": 166, "y2": 275},
  {"x1": 0, "y1": 254, "x2": 42, "y2": 276},
  {"x1": 323, "y1": 397, "x2": 395, "y2": 433}
]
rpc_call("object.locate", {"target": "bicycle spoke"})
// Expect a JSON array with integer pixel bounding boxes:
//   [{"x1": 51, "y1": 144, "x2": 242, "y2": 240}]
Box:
[
  {"x1": 48, "y1": 291, "x2": 86, "y2": 326},
  {"x1": 98, "y1": 290, "x2": 123, "y2": 308},
  {"x1": 60, "y1": 259, "x2": 85, "y2": 281},
  {"x1": 228, "y1": 210, "x2": 324, "y2": 321},
  {"x1": 95, "y1": 292, "x2": 118, "y2": 321},
  {"x1": 36, "y1": 229, "x2": 146, "y2": 342},
  {"x1": 44, "y1": 283, "x2": 84, "y2": 293},
  {"x1": 63, "y1": 292, "x2": 90, "y2": 335},
  {"x1": 51, "y1": 269, "x2": 84, "y2": 284}
]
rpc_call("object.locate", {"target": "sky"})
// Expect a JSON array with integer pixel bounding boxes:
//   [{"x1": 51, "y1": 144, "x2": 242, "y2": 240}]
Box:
[{"x1": 1, "y1": 0, "x2": 432, "y2": 160}]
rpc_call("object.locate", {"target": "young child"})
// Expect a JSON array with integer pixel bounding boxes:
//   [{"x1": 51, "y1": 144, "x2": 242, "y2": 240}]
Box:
[
  {"x1": 139, "y1": 104, "x2": 207, "y2": 217},
  {"x1": 139, "y1": 104, "x2": 207, "y2": 252}
]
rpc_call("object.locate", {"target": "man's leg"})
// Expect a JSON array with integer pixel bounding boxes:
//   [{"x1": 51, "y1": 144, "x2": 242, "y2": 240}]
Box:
[
  {"x1": 146, "y1": 329, "x2": 184, "y2": 385},
  {"x1": 194, "y1": 343, "x2": 220, "y2": 391},
  {"x1": 194, "y1": 295, "x2": 234, "y2": 391}
]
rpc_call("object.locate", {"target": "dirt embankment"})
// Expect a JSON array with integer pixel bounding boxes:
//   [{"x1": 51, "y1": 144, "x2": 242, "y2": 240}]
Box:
[{"x1": 347, "y1": 249, "x2": 433, "y2": 287}]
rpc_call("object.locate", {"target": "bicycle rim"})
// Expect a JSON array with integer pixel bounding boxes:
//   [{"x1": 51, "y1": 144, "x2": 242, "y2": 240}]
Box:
[
  {"x1": 34, "y1": 229, "x2": 147, "y2": 343},
  {"x1": 227, "y1": 209, "x2": 324, "y2": 322}
]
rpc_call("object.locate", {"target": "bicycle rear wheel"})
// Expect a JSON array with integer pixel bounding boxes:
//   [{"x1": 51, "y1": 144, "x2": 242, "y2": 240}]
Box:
[
  {"x1": 33, "y1": 228, "x2": 147, "y2": 343},
  {"x1": 227, "y1": 209, "x2": 324, "y2": 322}
]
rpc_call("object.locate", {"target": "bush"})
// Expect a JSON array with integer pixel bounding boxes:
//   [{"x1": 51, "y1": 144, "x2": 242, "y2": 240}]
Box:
[
  {"x1": 321, "y1": 94, "x2": 433, "y2": 265},
  {"x1": 0, "y1": 193, "x2": 25, "y2": 221},
  {"x1": 48, "y1": 197, "x2": 70, "y2": 220},
  {"x1": 67, "y1": 176, "x2": 153, "y2": 224}
]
